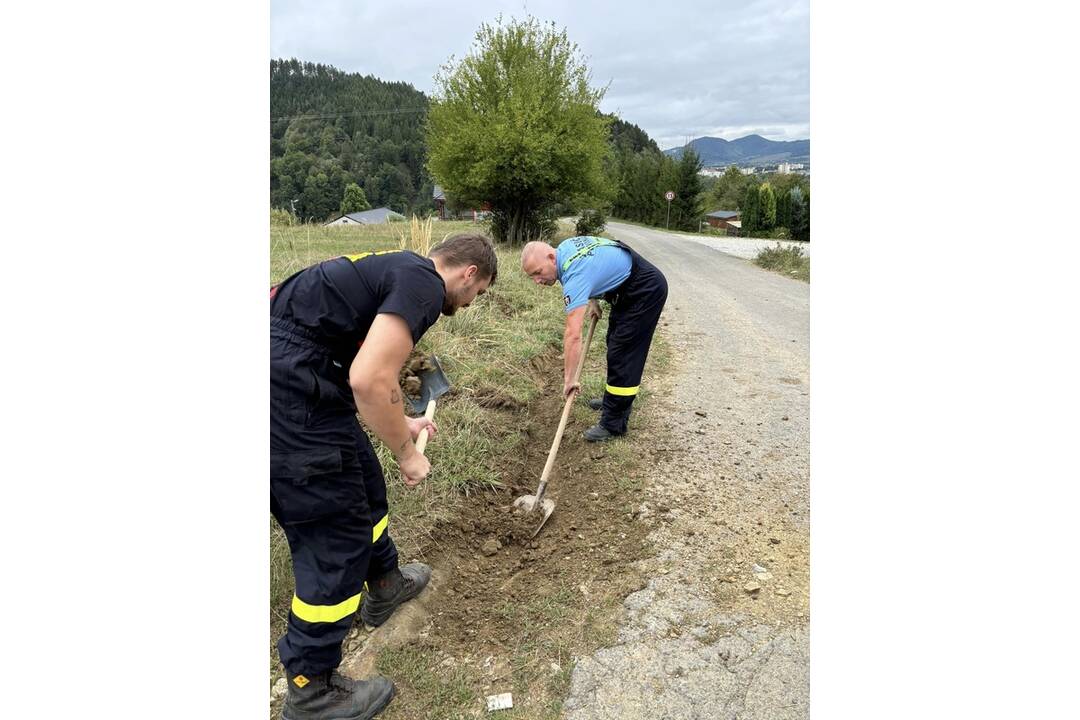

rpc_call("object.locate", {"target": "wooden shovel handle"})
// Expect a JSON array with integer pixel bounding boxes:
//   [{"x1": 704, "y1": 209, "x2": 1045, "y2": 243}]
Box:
[
  {"x1": 533, "y1": 314, "x2": 599, "y2": 503},
  {"x1": 415, "y1": 398, "x2": 437, "y2": 455}
]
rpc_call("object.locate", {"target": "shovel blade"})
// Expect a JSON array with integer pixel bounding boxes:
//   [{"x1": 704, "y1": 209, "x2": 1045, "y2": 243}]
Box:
[
  {"x1": 512, "y1": 494, "x2": 556, "y2": 538},
  {"x1": 409, "y1": 355, "x2": 451, "y2": 414}
]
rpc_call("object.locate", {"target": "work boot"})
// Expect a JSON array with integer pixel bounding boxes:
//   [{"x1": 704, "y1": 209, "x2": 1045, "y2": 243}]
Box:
[
  {"x1": 360, "y1": 563, "x2": 432, "y2": 628},
  {"x1": 583, "y1": 424, "x2": 621, "y2": 442},
  {"x1": 282, "y1": 668, "x2": 394, "y2": 720},
  {"x1": 585, "y1": 397, "x2": 603, "y2": 411}
]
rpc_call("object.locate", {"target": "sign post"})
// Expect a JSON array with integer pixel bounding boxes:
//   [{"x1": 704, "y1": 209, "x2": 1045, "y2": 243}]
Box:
[{"x1": 664, "y1": 190, "x2": 675, "y2": 230}]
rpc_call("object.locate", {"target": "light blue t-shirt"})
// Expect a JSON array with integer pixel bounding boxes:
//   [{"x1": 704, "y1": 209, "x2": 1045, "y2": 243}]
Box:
[{"x1": 555, "y1": 236, "x2": 632, "y2": 313}]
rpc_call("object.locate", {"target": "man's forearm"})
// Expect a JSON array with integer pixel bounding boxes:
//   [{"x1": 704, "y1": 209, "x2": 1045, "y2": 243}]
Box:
[
  {"x1": 563, "y1": 327, "x2": 582, "y2": 386},
  {"x1": 353, "y1": 378, "x2": 416, "y2": 461}
]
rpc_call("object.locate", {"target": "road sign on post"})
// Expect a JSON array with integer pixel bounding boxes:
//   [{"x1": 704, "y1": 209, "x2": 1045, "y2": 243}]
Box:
[{"x1": 664, "y1": 190, "x2": 675, "y2": 229}]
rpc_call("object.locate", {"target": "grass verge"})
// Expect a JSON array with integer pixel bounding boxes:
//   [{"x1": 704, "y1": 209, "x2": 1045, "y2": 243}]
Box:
[{"x1": 753, "y1": 242, "x2": 810, "y2": 282}]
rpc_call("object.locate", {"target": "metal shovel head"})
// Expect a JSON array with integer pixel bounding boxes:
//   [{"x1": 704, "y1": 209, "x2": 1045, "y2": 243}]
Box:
[
  {"x1": 409, "y1": 354, "x2": 451, "y2": 414},
  {"x1": 511, "y1": 494, "x2": 556, "y2": 537}
]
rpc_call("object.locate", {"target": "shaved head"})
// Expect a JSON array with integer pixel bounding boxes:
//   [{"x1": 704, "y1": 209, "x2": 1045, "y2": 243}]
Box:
[
  {"x1": 521, "y1": 241, "x2": 553, "y2": 266},
  {"x1": 521, "y1": 241, "x2": 559, "y2": 286}
]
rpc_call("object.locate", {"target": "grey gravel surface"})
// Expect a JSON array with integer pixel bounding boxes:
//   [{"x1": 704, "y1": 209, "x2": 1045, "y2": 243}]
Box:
[
  {"x1": 679, "y1": 232, "x2": 809, "y2": 261},
  {"x1": 563, "y1": 222, "x2": 810, "y2": 720}
]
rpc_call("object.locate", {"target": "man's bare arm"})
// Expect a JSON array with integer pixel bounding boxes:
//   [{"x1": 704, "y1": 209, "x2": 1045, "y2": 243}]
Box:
[
  {"x1": 349, "y1": 313, "x2": 417, "y2": 461},
  {"x1": 562, "y1": 305, "x2": 588, "y2": 396}
]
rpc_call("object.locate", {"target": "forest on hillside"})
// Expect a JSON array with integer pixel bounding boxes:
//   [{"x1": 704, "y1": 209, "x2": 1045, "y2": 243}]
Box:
[{"x1": 270, "y1": 59, "x2": 431, "y2": 222}]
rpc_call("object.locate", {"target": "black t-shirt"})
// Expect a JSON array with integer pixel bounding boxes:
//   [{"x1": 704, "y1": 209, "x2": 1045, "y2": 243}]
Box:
[{"x1": 270, "y1": 250, "x2": 445, "y2": 361}]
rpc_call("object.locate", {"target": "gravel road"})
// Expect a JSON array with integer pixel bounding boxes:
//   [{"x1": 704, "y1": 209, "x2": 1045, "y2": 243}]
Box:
[{"x1": 563, "y1": 221, "x2": 810, "y2": 719}]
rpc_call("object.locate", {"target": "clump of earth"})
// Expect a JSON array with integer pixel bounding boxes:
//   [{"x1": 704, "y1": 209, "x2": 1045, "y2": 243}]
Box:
[{"x1": 398, "y1": 351, "x2": 434, "y2": 407}]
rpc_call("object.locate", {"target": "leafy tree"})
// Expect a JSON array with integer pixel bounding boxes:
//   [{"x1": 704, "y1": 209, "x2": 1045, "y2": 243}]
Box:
[
  {"x1": 759, "y1": 182, "x2": 777, "y2": 230},
  {"x1": 299, "y1": 172, "x2": 335, "y2": 222},
  {"x1": 711, "y1": 166, "x2": 742, "y2": 211},
  {"x1": 575, "y1": 209, "x2": 607, "y2": 236},
  {"x1": 426, "y1": 17, "x2": 610, "y2": 244},
  {"x1": 340, "y1": 183, "x2": 371, "y2": 215},
  {"x1": 610, "y1": 148, "x2": 664, "y2": 225}
]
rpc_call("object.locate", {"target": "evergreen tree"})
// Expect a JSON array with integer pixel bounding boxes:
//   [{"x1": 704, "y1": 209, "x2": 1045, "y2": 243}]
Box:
[
  {"x1": 790, "y1": 186, "x2": 810, "y2": 242},
  {"x1": 671, "y1": 148, "x2": 704, "y2": 231},
  {"x1": 776, "y1": 188, "x2": 791, "y2": 230},
  {"x1": 759, "y1": 182, "x2": 777, "y2": 230},
  {"x1": 742, "y1": 182, "x2": 761, "y2": 233}
]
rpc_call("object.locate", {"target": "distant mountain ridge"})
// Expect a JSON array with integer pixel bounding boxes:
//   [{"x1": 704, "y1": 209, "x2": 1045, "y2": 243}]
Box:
[{"x1": 663, "y1": 134, "x2": 809, "y2": 167}]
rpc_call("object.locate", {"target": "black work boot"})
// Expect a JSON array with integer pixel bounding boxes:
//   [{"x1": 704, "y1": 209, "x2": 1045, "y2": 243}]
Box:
[
  {"x1": 585, "y1": 397, "x2": 603, "y2": 411},
  {"x1": 282, "y1": 668, "x2": 394, "y2": 720},
  {"x1": 583, "y1": 424, "x2": 621, "y2": 442},
  {"x1": 360, "y1": 563, "x2": 432, "y2": 628}
]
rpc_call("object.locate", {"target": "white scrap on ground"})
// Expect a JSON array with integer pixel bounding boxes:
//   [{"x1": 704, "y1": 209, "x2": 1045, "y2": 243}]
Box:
[{"x1": 486, "y1": 692, "x2": 513, "y2": 711}]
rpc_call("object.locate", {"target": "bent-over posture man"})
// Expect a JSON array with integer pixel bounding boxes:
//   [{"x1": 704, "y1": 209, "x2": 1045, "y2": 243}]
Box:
[
  {"x1": 521, "y1": 235, "x2": 667, "y2": 441},
  {"x1": 271, "y1": 233, "x2": 497, "y2": 720}
]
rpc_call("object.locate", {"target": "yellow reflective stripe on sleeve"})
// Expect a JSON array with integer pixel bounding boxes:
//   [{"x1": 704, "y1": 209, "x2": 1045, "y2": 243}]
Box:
[
  {"x1": 372, "y1": 514, "x2": 389, "y2": 543},
  {"x1": 605, "y1": 384, "x2": 640, "y2": 396},
  {"x1": 342, "y1": 250, "x2": 400, "y2": 262},
  {"x1": 291, "y1": 592, "x2": 362, "y2": 624},
  {"x1": 560, "y1": 238, "x2": 618, "y2": 273}
]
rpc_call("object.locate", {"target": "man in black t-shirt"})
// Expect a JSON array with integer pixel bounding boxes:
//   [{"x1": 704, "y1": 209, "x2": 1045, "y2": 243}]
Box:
[{"x1": 270, "y1": 233, "x2": 498, "y2": 720}]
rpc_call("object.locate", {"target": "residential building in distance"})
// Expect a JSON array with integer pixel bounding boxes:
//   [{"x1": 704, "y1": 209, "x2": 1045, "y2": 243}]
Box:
[
  {"x1": 705, "y1": 209, "x2": 741, "y2": 230},
  {"x1": 323, "y1": 207, "x2": 406, "y2": 226}
]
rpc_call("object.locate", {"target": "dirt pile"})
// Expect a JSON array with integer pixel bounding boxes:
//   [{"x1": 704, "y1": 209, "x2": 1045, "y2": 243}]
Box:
[{"x1": 398, "y1": 351, "x2": 434, "y2": 408}]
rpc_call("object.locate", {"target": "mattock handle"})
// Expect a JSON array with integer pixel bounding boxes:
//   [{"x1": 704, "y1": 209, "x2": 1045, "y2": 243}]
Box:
[{"x1": 533, "y1": 313, "x2": 600, "y2": 504}]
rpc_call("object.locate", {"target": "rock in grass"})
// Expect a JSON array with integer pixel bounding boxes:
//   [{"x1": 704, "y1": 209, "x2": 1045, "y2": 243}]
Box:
[{"x1": 744, "y1": 581, "x2": 761, "y2": 594}]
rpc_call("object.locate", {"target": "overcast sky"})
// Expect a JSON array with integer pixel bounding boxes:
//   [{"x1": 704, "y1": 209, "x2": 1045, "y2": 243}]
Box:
[{"x1": 270, "y1": 0, "x2": 808, "y2": 152}]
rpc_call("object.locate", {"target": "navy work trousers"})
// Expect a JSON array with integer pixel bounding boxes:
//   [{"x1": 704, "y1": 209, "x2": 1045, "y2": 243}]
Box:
[
  {"x1": 600, "y1": 250, "x2": 668, "y2": 434},
  {"x1": 270, "y1": 317, "x2": 399, "y2": 675}
]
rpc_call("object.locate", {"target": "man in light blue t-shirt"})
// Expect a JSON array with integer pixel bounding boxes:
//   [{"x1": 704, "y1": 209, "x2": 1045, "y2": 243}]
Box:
[{"x1": 521, "y1": 235, "x2": 668, "y2": 441}]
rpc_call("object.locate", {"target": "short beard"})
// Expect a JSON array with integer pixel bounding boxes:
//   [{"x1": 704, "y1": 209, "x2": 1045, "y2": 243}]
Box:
[{"x1": 441, "y1": 289, "x2": 459, "y2": 316}]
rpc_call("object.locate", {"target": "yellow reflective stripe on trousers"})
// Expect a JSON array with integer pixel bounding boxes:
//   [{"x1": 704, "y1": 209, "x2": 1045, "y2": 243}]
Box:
[
  {"x1": 291, "y1": 592, "x2": 362, "y2": 624},
  {"x1": 605, "y1": 384, "x2": 640, "y2": 396},
  {"x1": 372, "y1": 514, "x2": 389, "y2": 543}
]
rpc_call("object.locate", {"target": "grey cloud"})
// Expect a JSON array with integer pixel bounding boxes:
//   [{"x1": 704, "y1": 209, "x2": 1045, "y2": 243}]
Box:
[{"x1": 271, "y1": 0, "x2": 808, "y2": 150}]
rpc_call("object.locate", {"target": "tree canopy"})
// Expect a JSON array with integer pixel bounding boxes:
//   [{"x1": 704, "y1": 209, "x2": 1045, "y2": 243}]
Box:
[
  {"x1": 426, "y1": 17, "x2": 611, "y2": 243},
  {"x1": 340, "y1": 183, "x2": 371, "y2": 215}
]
